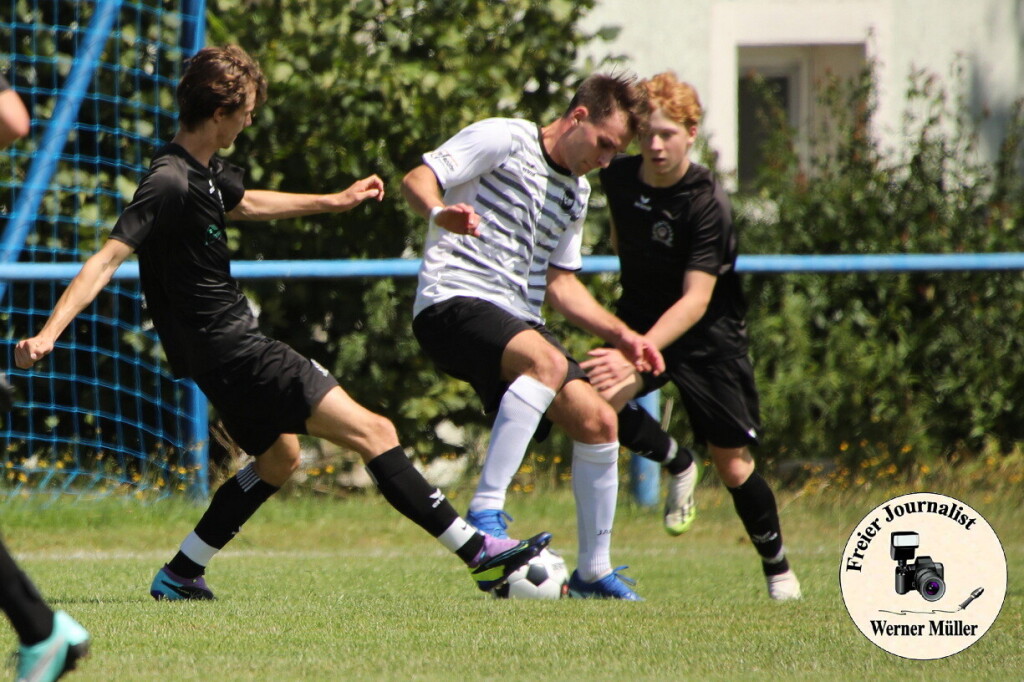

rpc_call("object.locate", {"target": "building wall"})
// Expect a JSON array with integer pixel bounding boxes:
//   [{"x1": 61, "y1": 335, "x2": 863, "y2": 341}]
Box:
[{"x1": 581, "y1": 0, "x2": 1023, "y2": 177}]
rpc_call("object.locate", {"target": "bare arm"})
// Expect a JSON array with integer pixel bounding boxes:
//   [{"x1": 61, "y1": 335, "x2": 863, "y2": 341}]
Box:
[
  {"x1": 400, "y1": 164, "x2": 480, "y2": 237},
  {"x1": 581, "y1": 269, "x2": 716, "y2": 389},
  {"x1": 15, "y1": 239, "x2": 134, "y2": 368},
  {"x1": 226, "y1": 174, "x2": 385, "y2": 221},
  {"x1": 0, "y1": 88, "x2": 31, "y2": 148},
  {"x1": 546, "y1": 267, "x2": 664, "y2": 374},
  {"x1": 644, "y1": 269, "x2": 716, "y2": 349}
]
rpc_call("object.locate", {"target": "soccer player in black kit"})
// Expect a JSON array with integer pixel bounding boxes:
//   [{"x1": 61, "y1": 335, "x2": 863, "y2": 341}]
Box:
[
  {"x1": 581, "y1": 72, "x2": 801, "y2": 600},
  {"x1": 16, "y1": 45, "x2": 549, "y2": 601}
]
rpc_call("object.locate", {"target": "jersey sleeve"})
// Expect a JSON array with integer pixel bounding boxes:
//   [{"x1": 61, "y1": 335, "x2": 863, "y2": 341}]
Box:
[
  {"x1": 686, "y1": 186, "x2": 730, "y2": 275},
  {"x1": 213, "y1": 158, "x2": 245, "y2": 212},
  {"x1": 110, "y1": 166, "x2": 185, "y2": 249},
  {"x1": 422, "y1": 118, "x2": 513, "y2": 189}
]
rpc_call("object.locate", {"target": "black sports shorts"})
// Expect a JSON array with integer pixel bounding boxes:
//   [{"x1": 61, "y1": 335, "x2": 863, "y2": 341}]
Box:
[
  {"x1": 638, "y1": 352, "x2": 761, "y2": 449},
  {"x1": 193, "y1": 337, "x2": 338, "y2": 456},
  {"x1": 413, "y1": 296, "x2": 587, "y2": 413}
]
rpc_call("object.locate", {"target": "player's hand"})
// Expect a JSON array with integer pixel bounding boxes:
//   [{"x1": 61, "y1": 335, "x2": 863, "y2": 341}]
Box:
[
  {"x1": 14, "y1": 336, "x2": 54, "y2": 369},
  {"x1": 334, "y1": 174, "x2": 386, "y2": 211},
  {"x1": 615, "y1": 330, "x2": 665, "y2": 376},
  {"x1": 433, "y1": 203, "x2": 481, "y2": 237},
  {"x1": 581, "y1": 347, "x2": 636, "y2": 391}
]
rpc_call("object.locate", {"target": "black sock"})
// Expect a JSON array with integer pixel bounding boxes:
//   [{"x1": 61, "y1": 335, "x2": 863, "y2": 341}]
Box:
[
  {"x1": 168, "y1": 463, "x2": 278, "y2": 578},
  {"x1": 618, "y1": 401, "x2": 693, "y2": 474},
  {"x1": 366, "y1": 446, "x2": 467, "y2": 538},
  {"x1": 0, "y1": 539, "x2": 54, "y2": 646},
  {"x1": 727, "y1": 471, "x2": 790, "y2": 576}
]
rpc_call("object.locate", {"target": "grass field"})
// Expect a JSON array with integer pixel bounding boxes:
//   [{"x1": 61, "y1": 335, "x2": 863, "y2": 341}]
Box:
[{"x1": 2, "y1": 479, "x2": 1020, "y2": 681}]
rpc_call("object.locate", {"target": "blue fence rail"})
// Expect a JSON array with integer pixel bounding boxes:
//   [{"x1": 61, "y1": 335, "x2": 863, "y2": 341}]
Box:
[
  {"x1": 7, "y1": 252, "x2": 1024, "y2": 282},
  {"x1": 7, "y1": 251, "x2": 1022, "y2": 503}
]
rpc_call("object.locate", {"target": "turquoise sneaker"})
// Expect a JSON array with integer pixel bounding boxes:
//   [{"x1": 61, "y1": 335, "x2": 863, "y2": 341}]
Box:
[
  {"x1": 150, "y1": 565, "x2": 215, "y2": 601},
  {"x1": 15, "y1": 610, "x2": 90, "y2": 682},
  {"x1": 465, "y1": 509, "x2": 513, "y2": 539},
  {"x1": 568, "y1": 566, "x2": 643, "y2": 601}
]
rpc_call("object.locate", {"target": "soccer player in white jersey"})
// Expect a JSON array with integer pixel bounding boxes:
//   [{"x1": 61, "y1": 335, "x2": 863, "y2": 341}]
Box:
[{"x1": 402, "y1": 74, "x2": 663, "y2": 600}]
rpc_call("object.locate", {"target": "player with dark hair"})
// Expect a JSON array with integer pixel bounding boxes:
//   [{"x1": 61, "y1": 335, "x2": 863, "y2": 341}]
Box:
[
  {"x1": 16, "y1": 45, "x2": 550, "y2": 603},
  {"x1": 1, "y1": 71, "x2": 91, "y2": 682},
  {"x1": 582, "y1": 71, "x2": 801, "y2": 600},
  {"x1": 402, "y1": 73, "x2": 661, "y2": 600}
]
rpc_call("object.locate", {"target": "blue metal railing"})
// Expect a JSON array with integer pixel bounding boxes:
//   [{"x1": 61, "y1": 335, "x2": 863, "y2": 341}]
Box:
[{"x1": 7, "y1": 251, "x2": 1022, "y2": 502}]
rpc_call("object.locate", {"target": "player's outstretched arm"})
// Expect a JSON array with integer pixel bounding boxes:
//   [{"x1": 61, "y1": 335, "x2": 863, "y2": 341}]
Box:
[
  {"x1": 15, "y1": 239, "x2": 134, "y2": 369},
  {"x1": 227, "y1": 174, "x2": 385, "y2": 221},
  {"x1": 545, "y1": 267, "x2": 664, "y2": 375}
]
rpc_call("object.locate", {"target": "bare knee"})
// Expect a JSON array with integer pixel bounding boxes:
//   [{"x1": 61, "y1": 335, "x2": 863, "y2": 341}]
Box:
[
  {"x1": 577, "y1": 400, "x2": 618, "y2": 444},
  {"x1": 712, "y1": 446, "x2": 755, "y2": 488},
  {"x1": 254, "y1": 438, "x2": 302, "y2": 486},
  {"x1": 521, "y1": 345, "x2": 569, "y2": 390}
]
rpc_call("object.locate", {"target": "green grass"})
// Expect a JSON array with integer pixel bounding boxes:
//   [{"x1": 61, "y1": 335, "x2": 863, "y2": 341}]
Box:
[{"x1": 2, "y1": 483, "x2": 1021, "y2": 681}]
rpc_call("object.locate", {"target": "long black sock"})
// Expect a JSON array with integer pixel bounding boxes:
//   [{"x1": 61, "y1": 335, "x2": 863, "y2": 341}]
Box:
[
  {"x1": 168, "y1": 463, "x2": 278, "y2": 578},
  {"x1": 617, "y1": 401, "x2": 693, "y2": 474},
  {"x1": 366, "y1": 447, "x2": 483, "y2": 563},
  {"x1": 727, "y1": 471, "x2": 789, "y2": 576},
  {"x1": 0, "y1": 539, "x2": 54, "y2": 646}
]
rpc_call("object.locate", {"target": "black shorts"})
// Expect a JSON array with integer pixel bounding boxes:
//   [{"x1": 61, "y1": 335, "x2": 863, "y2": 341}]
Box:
[
  {"x1": 638, "y1": 352, "x2": 761, "y2": 449},
  {"x1": 193, "y1": 337, "x2": 338, "y2": 456},
  {"x1": 413, "y1": 296, "x2": 587, "y2": 413}
]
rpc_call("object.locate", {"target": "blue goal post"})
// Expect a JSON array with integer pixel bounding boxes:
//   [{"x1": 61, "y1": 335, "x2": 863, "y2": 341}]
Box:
[{"x1": 1, "y1": 0, "x2": 206, "y2": 501}]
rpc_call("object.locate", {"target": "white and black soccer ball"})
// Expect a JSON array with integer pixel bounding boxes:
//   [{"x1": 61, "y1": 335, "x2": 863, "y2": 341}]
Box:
[{"x1": 492, "y1": 549, "x2": 569, "y2": 599}]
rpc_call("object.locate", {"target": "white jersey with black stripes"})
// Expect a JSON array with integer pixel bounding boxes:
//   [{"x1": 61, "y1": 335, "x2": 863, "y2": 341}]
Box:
[{"x1": 413, "y1": 117, "x2": 589, "y2": 324}]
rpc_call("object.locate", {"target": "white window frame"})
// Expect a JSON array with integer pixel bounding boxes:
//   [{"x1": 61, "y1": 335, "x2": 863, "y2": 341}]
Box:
[{"x1": 708, "y1": 1, "x2": 892, "y2": 189}]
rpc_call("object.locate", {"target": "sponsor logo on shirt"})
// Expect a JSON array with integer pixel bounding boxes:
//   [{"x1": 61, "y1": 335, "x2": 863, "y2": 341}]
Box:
[
  {"x1": 310, "y1": 359, "x2": 330, "y2": 377},
  {"x1": 634, "y1": 194, "x2": 652, "y2": 211},
  {"x1": 427, "y1": 150, "x2": 458, "y2": 174},
  {"x1": 651, "y1": 220, "x2": 674, "y2": 247}
]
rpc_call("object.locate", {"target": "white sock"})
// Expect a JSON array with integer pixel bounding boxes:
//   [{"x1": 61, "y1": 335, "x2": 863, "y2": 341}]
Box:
[
  {"x1": 179, "y1": 531, "x2": 218, "y2": 567},
  {"x1": 572, "y1": 441, "x2": 619, "y2": 582},
  {"x1": 437, "y1": 518, "x2": 479, "y2": 553},
  {"x1": 469, "y1": 376, "x2": 556, "y2": 512}
]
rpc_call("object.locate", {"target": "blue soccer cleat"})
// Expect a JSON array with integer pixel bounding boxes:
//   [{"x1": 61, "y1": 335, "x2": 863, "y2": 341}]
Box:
[
  {"x1": 15, "y1": 610, "x2": 90, "y2": 682},
  {"x1": 568, "y1": 566, "x2": 644, "y2": 601},
  {"x1": 469, "y1": 532, "x2": 552, "y2": 592},
  {"x1": 150, "y1": 565, "x2": 215, "y2": 601},
  {"x1": 465, "y1": 509, "x2": 513, "y2": 539}
]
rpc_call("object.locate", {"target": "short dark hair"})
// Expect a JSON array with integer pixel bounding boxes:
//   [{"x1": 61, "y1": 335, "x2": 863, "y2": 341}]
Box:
[
  {"x1": 176, "y1": 45, "x2": 268, "y2": 130},
  {"x1": 564, "y1": 73, "x2": 648, "y2": 134}
]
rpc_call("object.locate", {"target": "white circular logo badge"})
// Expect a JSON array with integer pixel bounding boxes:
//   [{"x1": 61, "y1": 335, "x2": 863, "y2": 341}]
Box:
[{"x1": 839, "y1": 492, "x2": 1006, "y2": 660}]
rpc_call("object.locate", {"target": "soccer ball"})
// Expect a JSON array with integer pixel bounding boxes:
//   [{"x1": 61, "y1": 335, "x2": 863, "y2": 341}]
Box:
[{"x1": 492, "y1": 549, "x2": 569, "y2": 599}]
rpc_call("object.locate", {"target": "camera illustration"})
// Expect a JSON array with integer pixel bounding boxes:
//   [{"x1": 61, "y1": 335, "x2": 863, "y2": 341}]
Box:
[{"x1": 891, "y1": 531, "x2": 946, "y2": 601}]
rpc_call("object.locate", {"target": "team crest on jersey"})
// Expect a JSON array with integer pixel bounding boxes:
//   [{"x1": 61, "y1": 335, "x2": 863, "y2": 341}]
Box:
[
  {"x1": 651, "y1": 220, "x2": 673, "y2": 247},
  {"x1": 634, "y1": 194, "x2": 653, "y2": 211},
  {"x1": 204, "y1": 224, "x2": 225, "y2": 246},
  {"x1": 560, "y1": 188, "x2": 582, "y2": 219}
]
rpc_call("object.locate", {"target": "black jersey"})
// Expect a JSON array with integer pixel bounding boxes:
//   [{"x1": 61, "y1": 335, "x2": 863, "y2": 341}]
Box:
[
  {"x1": 110, "y1": 143, "x2": 263, "y2": 377},
  {"x1": 600, "y1": 155, "x2": 748, "y2": 361}
]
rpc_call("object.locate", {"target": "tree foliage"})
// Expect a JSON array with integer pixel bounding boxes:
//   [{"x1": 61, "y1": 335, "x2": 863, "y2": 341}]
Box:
[{"x1": 737, "y1": 63, "x2": 1024, "y2": 471}]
